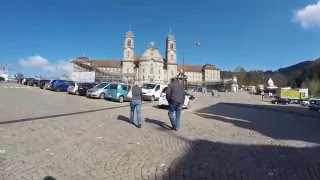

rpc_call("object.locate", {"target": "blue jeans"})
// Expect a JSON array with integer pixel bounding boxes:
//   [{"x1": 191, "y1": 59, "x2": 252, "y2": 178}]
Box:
[
  {"x1": 168, "y1": 102, "x2": 182, "y2": 130},
  {"x1": 130, "y1": 99, "x2": 142, "y2": 125}
]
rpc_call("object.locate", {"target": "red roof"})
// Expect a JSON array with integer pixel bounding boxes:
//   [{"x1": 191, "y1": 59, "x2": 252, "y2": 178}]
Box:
[
  {"x1": 177, "y1": 65, "x2": 203, "y2": 72},
  {"x1": 202, "y1": 64, "x2": 219, "y2": 70},
  {"x1": 90, "y1": 60, "x2": 122, "y2": 68}
]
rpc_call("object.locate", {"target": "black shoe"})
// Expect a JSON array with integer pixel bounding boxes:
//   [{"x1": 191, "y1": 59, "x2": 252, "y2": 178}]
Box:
[
  {"x1": 138, "y1": 124, "x2": 141, "y2": 128},
  {"x1": 171, "y1": 126, "x2": 176, "y2": 131}
]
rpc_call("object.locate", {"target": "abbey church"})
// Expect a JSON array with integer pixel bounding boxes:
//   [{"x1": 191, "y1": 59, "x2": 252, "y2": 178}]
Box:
[{"x1": 71, "y1": 31, "x2": 220, "y2": 84}]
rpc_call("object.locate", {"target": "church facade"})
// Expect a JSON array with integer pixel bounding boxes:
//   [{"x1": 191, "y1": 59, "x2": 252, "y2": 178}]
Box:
[{"x1": 71, "y1": 31, "x2": 220, "y2": 84}]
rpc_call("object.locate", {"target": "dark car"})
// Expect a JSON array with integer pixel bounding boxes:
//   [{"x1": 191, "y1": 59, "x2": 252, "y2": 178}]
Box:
[
  {"x1": 29, "y1": 79, "x2": 40, "y2": 86},
  {"x1": 23, "y1": 78, "x2": 34, "y2": 85},
  {"x1": 39, "y1": 80, "x2": 50, "y2": 89},
  {"x1": 271, "y1": 98, "x2": 290, "y2": 105},
  {"x1": 77, "y1": 82, "x2": 98, "y2": 96}
]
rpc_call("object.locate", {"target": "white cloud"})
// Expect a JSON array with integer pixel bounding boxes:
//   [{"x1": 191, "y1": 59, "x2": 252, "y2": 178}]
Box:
[
  {"x1": 20, "y1": 55, "x2": 72, "y2": 75},
  {"x1": 293, "y1": 1, "x2": 320, "y2": 29},
  {"x1": 19, "y1": 55, "x2": 49, "y2": 67}
]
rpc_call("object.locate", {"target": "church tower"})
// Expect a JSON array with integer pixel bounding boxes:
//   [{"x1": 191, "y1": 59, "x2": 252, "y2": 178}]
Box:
[
  {"x1": 165, "y1": 34, "x2": 177, "y2": 63},
  {"x1": 165, "y1": 33, "x2": 177, "y2": 81},
  {"x1": 123, "y1": 31, "x2": 134, "y2": 61},
  {"x1": 122, "y1": 31, "x2": 135, "y2": 81}
]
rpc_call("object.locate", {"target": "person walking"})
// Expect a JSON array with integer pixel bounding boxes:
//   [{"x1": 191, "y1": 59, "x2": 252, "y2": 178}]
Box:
[
  {"x1": 166, "y1": 78, "x2": 185, "y2": 131},
  {"x1": 129, "y1": 82, "x2": 143, "y2": 128}
]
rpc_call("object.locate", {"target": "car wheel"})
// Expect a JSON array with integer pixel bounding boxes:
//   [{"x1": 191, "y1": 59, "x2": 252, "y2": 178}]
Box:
[
  {"x1": 150, "y1": 95, "x2": 155, "y2": 101},
  {"x1": 119, "y1": 96, "x2": 124, "y2": 103},
  {"x1": 99, "y1": 93, "x2": 105, "y2": 99}
]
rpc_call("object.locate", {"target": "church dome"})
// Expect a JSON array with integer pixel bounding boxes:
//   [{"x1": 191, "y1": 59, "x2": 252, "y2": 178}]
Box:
[
  {"x1": 167, "y1": 33, "x2": 175, "y2": 40},
  {"x1": 126, "y1": 31, "x2": 134, "y2": 37}
]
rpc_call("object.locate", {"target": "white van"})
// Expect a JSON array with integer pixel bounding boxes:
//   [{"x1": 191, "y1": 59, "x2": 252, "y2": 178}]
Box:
[{"x1": 141, "y1": 83, "x2": 167, "y2": 101}]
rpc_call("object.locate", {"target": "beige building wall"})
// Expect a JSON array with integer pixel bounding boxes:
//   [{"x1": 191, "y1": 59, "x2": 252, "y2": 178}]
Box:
[{"x1": 183, "y1": 71, "x2": 202, "y2": 83}]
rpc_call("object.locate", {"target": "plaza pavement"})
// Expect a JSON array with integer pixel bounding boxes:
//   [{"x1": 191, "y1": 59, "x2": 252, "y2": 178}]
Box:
[{"x1": 1, "y1": 82, "x2": 320, "y2": 180}]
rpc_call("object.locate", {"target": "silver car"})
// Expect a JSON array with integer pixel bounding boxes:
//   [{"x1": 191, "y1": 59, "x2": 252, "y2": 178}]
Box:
[{"x1": 86, "y1": 82, "x2": 110, "y2": 99}]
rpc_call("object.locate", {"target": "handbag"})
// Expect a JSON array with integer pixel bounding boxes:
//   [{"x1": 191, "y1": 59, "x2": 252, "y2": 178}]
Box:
[{"x1": 127, "y1": 89, "x2": 132, "y2": 99}]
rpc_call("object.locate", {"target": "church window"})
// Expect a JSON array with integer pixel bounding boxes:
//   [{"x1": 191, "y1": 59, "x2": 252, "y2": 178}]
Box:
[
  {"x1": 143, "y1": 69, "x2": 144, "y2": 73},
  {"x1": 170, "y1": 55, "x2": 173, "y2": 61},
  {"x1": 170, "y1": 43, "x2": 174, "y2": 50},
  {"x1": 127, "y1": 68, "x2": 129, "y2": 73},
  {"x1": 127, "y1": 51, "x2": 130, "y2": 57},
  {"x1": 150, "y1": 67, "x2": 153, "y2": 74},
  {"x1": 159, "y1": 70, "x2": 160, "y2": 74},
  {"x1": 171, "y1": 70, "x2": 173, "y2": 76},
  {"x1": 127, "y1": 40, "x2": 131, "y2": 47}
]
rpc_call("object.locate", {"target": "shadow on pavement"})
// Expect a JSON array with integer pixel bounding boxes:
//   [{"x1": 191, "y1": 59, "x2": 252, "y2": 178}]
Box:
[
  {"x1": 159, "y1": 133, "x2": 320, "y2": 179},
  {"x1": 145, "y1": 118, "x2": 172, "y2": 130},
  {"x1": 195, "y1": 102, "x2": 320, "y2": 144},
  {"x1": 0, "y1": 105, "x2": 129, "y2": 125}
]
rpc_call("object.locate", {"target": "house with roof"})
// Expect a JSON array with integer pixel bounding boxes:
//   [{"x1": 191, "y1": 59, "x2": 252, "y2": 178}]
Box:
[{"x1": 71, "y1": 31, "x2": 220, "y2": 84}]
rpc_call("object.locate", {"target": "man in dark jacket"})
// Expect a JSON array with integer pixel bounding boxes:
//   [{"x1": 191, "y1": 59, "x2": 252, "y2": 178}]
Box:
[
  {"x1": 130, "y1": 82, "x2": 143, "y2": 128},
  {"x1": 166, "y1": 78, "x2": 185, "y2": 131}
]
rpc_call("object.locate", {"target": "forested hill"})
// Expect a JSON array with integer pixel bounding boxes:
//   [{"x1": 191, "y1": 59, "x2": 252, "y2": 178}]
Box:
[{"x1": 221, "y1": 57, "x2": 320, "y2": 96}]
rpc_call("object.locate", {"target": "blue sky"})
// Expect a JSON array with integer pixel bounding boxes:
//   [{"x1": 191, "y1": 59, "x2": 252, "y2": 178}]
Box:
[{"x1": 0, "y1": 0, "x2": 320, "y2": 77}]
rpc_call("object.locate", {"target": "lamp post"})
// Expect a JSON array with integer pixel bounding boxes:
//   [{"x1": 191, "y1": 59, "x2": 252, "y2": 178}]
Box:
[{"x1": 182, "y1": 50, "x2": 185, "y2": 89}]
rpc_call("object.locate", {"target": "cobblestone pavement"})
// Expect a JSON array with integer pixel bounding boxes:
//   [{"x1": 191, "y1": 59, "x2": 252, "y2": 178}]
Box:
[{"x1": 1, "y1": 82, "x2": 320, "y2": 180}]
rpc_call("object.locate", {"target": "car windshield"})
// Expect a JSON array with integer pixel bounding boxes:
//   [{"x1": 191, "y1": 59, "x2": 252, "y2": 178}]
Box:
[
  {"x1": 95, "y1": 83, "x2": 108, "y2": 88},
  {"x1": 142, "y1": 84, "x2": 156, "y2": 89}
]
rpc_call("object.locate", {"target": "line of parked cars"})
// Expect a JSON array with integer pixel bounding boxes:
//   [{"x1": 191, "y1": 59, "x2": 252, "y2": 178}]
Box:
[
  {"x1": 271, "y1": 97, "x2": 320, "y2": 112},
  {"x1": 20, "y1": 79, "x2": 195, "y2": 108}
]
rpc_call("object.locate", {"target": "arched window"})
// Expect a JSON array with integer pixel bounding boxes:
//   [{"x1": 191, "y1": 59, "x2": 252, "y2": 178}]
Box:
[
  {"x1": 170, "y1": 55, "x2": 174, "y2": 61},
  {"x1": 150, "y1": 67, "x2": 153, "y2": 74},
  {"x1": 127, "y1": 51, "x2": 130, "y2": 57},
  {"x1": 127, "y1": 68, "x2": 129, "y2": 73},
  {"x1": 127, "y1": 40, "x2": 131, "y2": 47}
]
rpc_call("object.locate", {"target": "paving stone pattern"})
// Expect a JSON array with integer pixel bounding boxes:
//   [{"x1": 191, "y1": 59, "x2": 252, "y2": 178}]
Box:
[{"x1": 1, "y1": 83, "x2": 320, "y2": 180}]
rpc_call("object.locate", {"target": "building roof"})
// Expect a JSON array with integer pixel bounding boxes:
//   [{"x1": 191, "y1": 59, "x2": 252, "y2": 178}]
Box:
[
  {"x1": 91, "y1": 60, "x2": 122, "y2": 68},
  {"x1": 202, "y1": 64, "x2": 219, "y2": 70},
  {"x1": 167, "y1": 33, "x2": 175, "y2": 40},
  {"x1": 177, "y1": 65, "x2": 203, "y2": 72},
  {"x1": 76, "y1": 56, "x2": 90, "y2": 61},
  {"x1": 126, "y1": 31, "x2": 134, "y2": 37}
]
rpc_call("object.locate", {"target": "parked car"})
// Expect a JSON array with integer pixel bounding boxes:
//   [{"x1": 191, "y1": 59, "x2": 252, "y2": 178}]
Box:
[
  {"x1": 271, "y1": 98, "x2": 290, "y2": 105},
  {"x1": 77, "y1": 82, "x2": 97, "y2": 96},
  {"x1": 67, "y1": 82, "x2": 80, "y2": 95},
  {"x1": 39, "y1": 80, "x2": 50, "y2": 89},
  {"x1": 22, "y1": 78, "x2": 33, "y2": 85},
  {"x1": 106, "y1": 83, "x2": 131, "y2": 103},
  {"x1": 51, "y1": 80, "x2": 73, "y2": 92},
  {"x1": 299, "y1": 99, "x2": 310, "y2": 107},
  {"x1": 309, "y1": 99, "x2": 320, "y2": 111},
  {"x1": 158, "y1": 87, "x2": 193, "y2": 109},
  {"x1": 141, "y1": 83, "x2": 167, "y2": 101},
  {"x1": 45, "y1": 80, "x2": 57, "y2": 90},
  {"x1": 29, "y1": 79, "x2": 40, "y2": 86},
  {"x1": 86, "y1": 82, "x2": 110, "y2": 99}
]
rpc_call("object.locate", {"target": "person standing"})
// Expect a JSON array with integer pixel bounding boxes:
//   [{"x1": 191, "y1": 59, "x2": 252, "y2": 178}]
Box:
[
  {"x1": 166, "y1": 78, "x2": 185, "y2": 131},
  {"x1": 130, "y1": 82, "x2": 143, "y2": 128}
]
